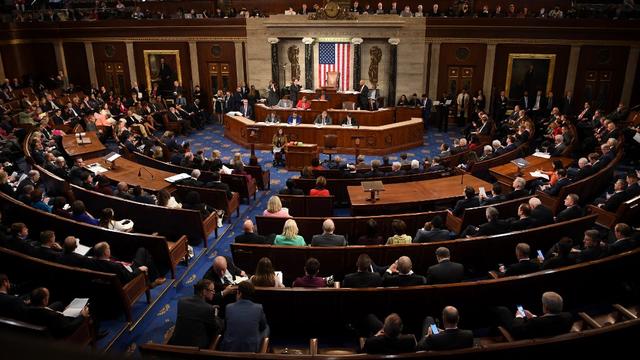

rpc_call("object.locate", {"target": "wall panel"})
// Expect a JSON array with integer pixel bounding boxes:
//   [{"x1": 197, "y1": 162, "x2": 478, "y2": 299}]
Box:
[
  {"x1": 0, "y1": 43, "x2": 56, "y2": 82},
  {"x1": 92, "y1": 42, "x2": 129, "y2": 92},
  {"x1": 437, "y1": 43, "x2": 486, "y2": 98},
  {"x1": 573, "y1": 45, "x2": 629, "y2": 111},
  {"x1": 63, "y1": 42, "x2": 90, "y2": 88},
  {"x1": 133, "y1": 42, "x2": 192, "y2": 97}
]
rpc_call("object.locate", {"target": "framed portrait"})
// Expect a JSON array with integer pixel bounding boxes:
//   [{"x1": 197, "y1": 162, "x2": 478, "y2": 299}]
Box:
[
  {"x1": 505, "y1": 54, "x2": 556, "y2": 100},
  {"x1": 143, "y1": 50, "x2": 183, "y2": 94}
]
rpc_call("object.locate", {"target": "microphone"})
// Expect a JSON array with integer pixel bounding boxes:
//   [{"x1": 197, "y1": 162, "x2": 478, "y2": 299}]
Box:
[
  {"x1": 460, "y1": 170, "x2": 464, "y2": 185},
  {"x1": 138, "y1": 167, "x2": 155, "y2": 180}
]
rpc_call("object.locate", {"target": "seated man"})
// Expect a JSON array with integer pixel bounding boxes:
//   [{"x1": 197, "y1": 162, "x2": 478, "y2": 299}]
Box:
[
  {"x1": 341, "y1": 113, "x2": 358, "y2": 127},
  {"x1": 92, "y1": 241, "x2": 165, "y2": 287},
  {"x1": 426, "y1": 247, "x2": 465, "y2": 284},
  {"x1": 507, "y1": 203, "x2": 536, "y2": 231},
  {"x1": 219, "y1": 281, "x2": 270, "y2": 352},
  {"x1": 311, "y1": 219, "x2": 347, "y2": 247},
  {"x1": 541, "y1": 168, "x2": 571, "y2": 196},
  {"x1": 383, "y1": 256, "x2": 426, "y2": 287},
  {"x1": 555, "y1": 194, "x2": 583, "y2": 222},
  {"x1": 204, "y1": 256, "x2": 246, "y2": 293},
  {"x1": 596, "y1": 179, "x2": 628, "y2": 212},
  {"x1": 343, "y1": 254, "x2": 383, "y2": 288},
  {"x1": 414, "y1": 215, "x2": 450, "y2": 243},
  {"x1": 26, "y1": 287, "x2": 90, "y2": 338},
  {"x1": 206, "y1": 172, "x2": 233, "y2": 200},
  {"x1": 502, "y1": 243, "x2": 540, "y2": 276},
  {"x1": 169, "y1": 279, "x2": 223, "y2": 348},
  {"x1": 362, "y1": 313, "x2": 417, "y2": 354},
  {"x1": 313, "y1": 110, "x2": 332, "y2": 126},
  {"x1": 278, "y1": 178, "x2": 304, "y2": 195},
  {"x1": 494, "y1": 291, "x2": 573, "y2": 340},
  {"x1": 506, "y1": 177, "x2": 529, "y2": 200},
  {"x1": 0, "y1": 273, "x2": 28, "y2": 321},
  {"x1": 570, "y1": 229, "x2": 604, "y2": 263},
  {"x1": 264, "y1": 112, "x2": 280, "y2": 124},
  {"x1": 385, "y1": 161, "x2": 406, "y2": 177},
  {"x1": 480, "y1": 182, "x2": 507, "y2": 206},
  {"x1": 292, "y1": 257, "x2": 326, "y2": 288},
  {"x1": 451, "y1": 186, "x2": 480, "y2": 217},
  {"x1": 462, "y1": 206, "x2": 509, "y2": 237},
  {"x1": 417, "y1": 306, "x2": 474, "y2": 351},
  {"x1": 363, "y1": 159, "x2": 384, "y2": 178},
  {"x1": 529, "y1": 197, "x2": 554, "y2": 227},
  {"x1": 604, "y1": 223, "x2": 637, "y2": 256},
  {"x1": 234, "y1": 220, "x2": 269, "y2": 245},
  {"x1": 287, "y1": 111, "x2": 302, "y2": 125}
]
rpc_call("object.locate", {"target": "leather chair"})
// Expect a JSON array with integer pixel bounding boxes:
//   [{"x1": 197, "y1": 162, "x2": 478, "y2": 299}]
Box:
[
  {"x1": 324, "y1": 71, "x2": 340, "y2": 90},
  {"x1": 322, "y1": 134, "x2": 338, "y2": 162},
  {"x1": 342, "y1": 101, "x2": 356, "y2": 110}
]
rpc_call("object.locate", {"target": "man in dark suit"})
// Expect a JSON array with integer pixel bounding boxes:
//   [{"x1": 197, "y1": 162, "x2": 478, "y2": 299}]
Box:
[
  {"x1": 169, "y1": 279, "x2": 223, "y2": 348},
  {"x1": 555, "y1": 194, "x2": 583, "y2": 222},
  {"x1": 220, "y1": 281, "x2": 269, "y2": 352},
  {"x1": 362, "y1": 313, "x2": 417, "y2": 354},
  {"x1": 310, "y1": 219, "x2": 347, "y2": 247},
  {"x1": 571, "y1": 230, "x2": 604, "y2": 263},
  {"x1": 0, "y1": 274, "x2": 28, "y2": 320},
  {"x1": 508, "y1": 204, "x2": 536, "y2": 231},
  {"x1": 26, "y1": 287, "x2": 89, "y2": 338},
  {"x1": 414, "y1": 215, "x2": 450, "y2": 243},
  {"x1": 206, "y1": 172, "x2": 233, "y2": 200},
  {"x1": 426, "y1": 247, "x2": 465, "y2": 284},
  {"x1": 597, "y1": 179, "x2": 628, "y2": 212},
  {"x1": 503, "y1": 243, "x2": 540, "y2": 276},
  {"x1": 451, "y1": 186, "x2": 480, "y2": 217},
  {"x1": 343, "y1": 254, "x2": 383, "y2": 288},
  {"x1": 363, "y1": 160, "x2": 385, "y2": 178},
  {"x1": 495, "y1": 291, "x2": 573, "y2": 340},
  {"x1": 506, "y1": 177, "x2": 529, "y2": 200},
  {"x1": 92, "y1": 241, "x2": 165, "y2": 287},
  {"x1": 480, "y1": 183, "x2": 508, "y2": 206},
  {"x1": 177, "y1": 169, "x2": 206, "y2": 188},
  {"x1": 340, "y1": 113, "x2": 358, "y2": 127},
  {"x1": 494, "y1": 90, "x2": 509, "y2": 123},
  {"x1": 234, "y1": 220, "x2": 269, "y2": 245},
  {"x1": 571, "y1": 157, "x2": 595, "y2": 181},
  {"x1": 29, "y1": 230, "x2": 62, "y2": 262},
  {"x1": 561, "y1": 91, "x2": 574, "y2": 116},
  {"x1": 57, "y1": 236, "x2": 97, "y2": 269},
  {"x1": 357, "y1": 80, "x2": 369, "y2": 110},
  {"x1": 542, "y1": 169, "x2": 571, "y2": 196},
  {"x1": 605, "y1": 223, "x2": 637, "y2": 256},
  {"x1": 420, "y1": 93, "x2": 433, "y2": 130},
  {"x1": 529, "y1": 197, "x2": 554, "y2": 227},
  {"x1": 462, "y1": 206, "x2": 509, "y2": 237},
  {"x1": 625, "y1": 171, "x2": 640, "y2": 199},
  {"x1": 203, "y1": 256, "x2": 246, "y2": 298},
  {"x1": 278, "y1": 179, "x2": 304, "y2": 195},
  {"x1": 549, "y1": 134, "x2": 567, "y2": 157},
  {"x1": 383, "y1": 256, "x2": 426, "y2": 287},
  {"x1": 417, "y1": 306, "x2": 474, "y2": 351}
]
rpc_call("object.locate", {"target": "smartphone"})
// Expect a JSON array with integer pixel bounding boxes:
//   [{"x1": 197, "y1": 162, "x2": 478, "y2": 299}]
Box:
[
  {"x1": 430, "y1": 324, "x2": 439, "y2": 335},
  {"x1": 479, "y1": 186, "x2": 487, "y2": 198},
  {"x1": 537, "y1": 250, "x2": 544, "y2": 261},
  {"x1": 517, "y1": 305, "x2": 526, "y2": 317}
]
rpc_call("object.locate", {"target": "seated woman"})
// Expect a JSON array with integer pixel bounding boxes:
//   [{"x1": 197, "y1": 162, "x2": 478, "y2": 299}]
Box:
[
  {"x1": 396, "y1": 94, "x2": 410, "y2": 106},
  {"x1": 30, "y1": 189, "x2": 51, "y2": 213},
  {"x1": 250, "y1": 257, "x2": 285, "y2": 288},
  {"x1": 206, "y1": 150, "x2": 223, "y2": 172},
  {"x1": 272, "y1": 128, "x2": 287, "y2": 167},
  {"x1": 300, "y1": 166, "x2": 314, "y2": 179},
  {"x1": 296, "y1": 96, "x2": 311, "y2": 110},
  {"x1": 355, "y1": 219, "x2": 385, "y2": 245},
  {"x1": 274, "y1": 219, "x2": 306, "y2": 246},
  {"x1": 156, "y1": 189, "x2": 182, "y2": 209},
  {"x1": 71, "y1": 200, "x2": 99, "y2": 226},
  {"x1": 386, "y1": 219, "x2": 412, "y2": 245},
  {"x1": 292, "y1": 257, "x2": 326, "y2": 288},
  {"x1": 51, "y1": 196, "x2": 71, "y2": 218},
  {"x1": 232, "y1": 163, "x2": 254, "y2": 185},
  {"x1": 182, "y1": 191, "x2": 211, "y2": 217},
  {"x1": 263, "y1": 195, "x2": 290, "y2": 217},
  {"x1": 231, "y1": 152, "x2": 245, "y2": 169},
  {"x1": 310, "y1": 176, "x2": 330, "y2": 197},
  {"x1": 98, "y1": 208, "x2": 134, "y2": 232}
]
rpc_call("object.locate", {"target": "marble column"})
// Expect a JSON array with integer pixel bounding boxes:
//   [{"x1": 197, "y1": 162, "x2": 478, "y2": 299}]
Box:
[
  {"x1": 188, "y1": 41, "x2": 200, "y2": 89},
  {"x1": 387, "y1": 38, "x2": 400, "y2": 106},
  {"x1": 84, "y1": 42, "x2": 98, "y2": 87},
  {"x1": 428, "y1": 41, "x2": 441, "y2": 100},
  {"x1": 302, "y1": 37, "x2": 314, "y2": 90},
  {"x1": 125, "y1": 42, "x2": 137, "y2": 86},
  {"x1": 351, "y1": 37, "x2": 363, "y2": 91},
  {"x1": 483, "y1": 43, "x2": 497, "y2": 112},
  {"x1": 565, "y1": 45, "x2": 581, "y2": 93},
  {"x1": 268, "y1": 38, "x2": 280, "y2": 85},
  {"x1": 234, "y1": 41, "x2": 245, "y2": 86},
  {"x1": 53, "y1": 41, "x2": 68, "y2": 79},
  {"x1": 621, "y1": 46, "x2": 639, "y2": 106}
]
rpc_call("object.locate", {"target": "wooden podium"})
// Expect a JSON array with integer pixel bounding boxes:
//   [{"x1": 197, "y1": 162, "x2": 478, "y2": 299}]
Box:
[{"x1": 286, "y1": 143, "x2": 318, "y2": 171}]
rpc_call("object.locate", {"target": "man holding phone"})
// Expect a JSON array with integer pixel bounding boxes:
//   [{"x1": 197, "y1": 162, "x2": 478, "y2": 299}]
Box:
[{"x1": 417, "y1": 306, "x2": 474, "y2": 351}]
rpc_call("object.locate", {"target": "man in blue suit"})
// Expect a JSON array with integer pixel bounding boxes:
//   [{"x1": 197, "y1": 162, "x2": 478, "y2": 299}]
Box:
[
  {"x1": 420, "y1": 93, "x2": 432, "y2": 130},
  {"x1": 220, "y1": 281, "x2": 269, "y2": 352}
]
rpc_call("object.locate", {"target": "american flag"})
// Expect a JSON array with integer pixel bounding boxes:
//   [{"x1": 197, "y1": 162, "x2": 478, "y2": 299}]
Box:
[{"x1": 318, "y1": 42, "x2": 351, "y2": 91}]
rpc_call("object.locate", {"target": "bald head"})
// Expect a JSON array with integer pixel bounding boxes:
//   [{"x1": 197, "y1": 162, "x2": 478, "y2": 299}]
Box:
[
  {"x1": 397, "y1": 256, "x2": 412, "y2": 274},
  {"x1": 442, "y1": 306, "x2": 460, "y2": 328},
  {"x1": 213, "y1": 256, "x2": 228, "y2": 274},
  {"x1": 322, "y1": 219, "x2": 335, "y2": 234},
  {"x1": 63, "y1": 236, "x2": 77, "y2": 254},
  {"x1": 243, "y1": 219, "x2": 255, "y2": 233},
  {"x1": 528, "y1": 197, "x2": 541, "y2": 209}
]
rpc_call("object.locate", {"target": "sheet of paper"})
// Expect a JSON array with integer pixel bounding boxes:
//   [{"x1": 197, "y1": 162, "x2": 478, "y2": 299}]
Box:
[
  {"x1": 532, "y1": 151, "x2": 551, "y2": 159},
  {"x1": 62, "y1": 298, "x2": 88, "y2": 317},
  {"x1": 530, "y1": 171, "x2": 550, "y2": 180},
  {"x1": 74, "y1": 240, "x2": 91, "y2": 256},
  {"x1": 84, "y1": 163, "x2": 108, "y2": 175},
  {"x1": 633, "y1": 132, "x2": 640, "y2": 144},
  {"x1": 164, "y1": 173, "x2": 192, "y2": 183}
]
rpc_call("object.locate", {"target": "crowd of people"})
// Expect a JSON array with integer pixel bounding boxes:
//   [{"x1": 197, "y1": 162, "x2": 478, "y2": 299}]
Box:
[{"x1": 5, "y1": 1, "x2": 639, "y2": 23}]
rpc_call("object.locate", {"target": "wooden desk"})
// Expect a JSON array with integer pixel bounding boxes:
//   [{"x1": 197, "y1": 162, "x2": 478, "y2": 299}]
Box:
[
  {"x1": 84, "y1": 156, "x2": 177, "y2": 192},
  {"x1": 298, "y1": 89, "x2": 358, "y2": 109},
  {"x1": 489, "y1": 155, "x2": 573, "y2": 189},
  {"x1": 347, "y1": 174, "x2": 492, "y2": 215},
  {"x1": 225, "y1": 115, "x2": 424, "y2": 156},
  {"x1": 253, "y1": 104, "x2": 421, "y2": 126},
  {"x1": 286, "y1": 143, "x2": 318, "y2": 171},
  {"x1": 61, "y1": 132, "x2": 107, "y2": 159}
]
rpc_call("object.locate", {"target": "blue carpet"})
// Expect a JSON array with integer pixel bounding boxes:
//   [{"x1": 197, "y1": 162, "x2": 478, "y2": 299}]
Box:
[{"x1": 106, "y1": 122, "x2": 457, "y2": 355}]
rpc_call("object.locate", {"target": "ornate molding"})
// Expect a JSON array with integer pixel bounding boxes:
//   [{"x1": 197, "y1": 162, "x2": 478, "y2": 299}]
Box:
[
  {"x1": 388, "y1": 38, "x2": 401, "y2": 46},
  {"x1": 301, "y1": 37, "x2": 315, "y2": 45},
  {"x1": 267, "y1": 37, "x2": 280, "y2": 44},
  {"x1": 351, "y1": 37, "x2": 364, "y2": 45}
]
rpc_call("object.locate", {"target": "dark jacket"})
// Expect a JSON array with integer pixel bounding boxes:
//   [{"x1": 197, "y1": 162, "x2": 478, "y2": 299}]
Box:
[
  {"x1": 508, "y1": 216, "x2": 536, "y2": 231},
  {"x1": 543, "y1": 177, "x2": 571, "y2": 196},
  {"x1": 169, "y1": 296, "x2": 223, "y2": 348},
  {"x1": 506, "y1": 189, "x2": 529, "y2": 201},
  {"x1": 382, "y1": 272, "x2": 426, "y2": 287},
  {"x1": 601, "y1": 191, "x2": 628, "y2": 212},
  {"x1": 207, "y1": 181, "x2": 233, "y2": 200},
  {"x1": 220, "y1": 299, "x2": 269, "y2": 352},
  {"x1": 555, "y1": 205, "x2": 583, "y2": 223},
  {"x1": 417, "y1": 328, "x2": 474, "y2": 351},
  {"x1": 342, "y1": 271, "x2": 383, "y2": 288},
  {"x1": 310, "y1": 233, "x2": 347, "y2": 247},
  {"x1": 511, "y1": 312, "x2": 573, "y2": 340},
  {"x1": 413, "y1": 228, "x2": 450, "y2": 243},
  {"x1": 25, "y1": 306, "x2": 85, "y2": 338},
  {"x1": 362, "y1": 334, "x2": 416, "y2": 355},
  {"x1": 0, "y1": 293, "x2": 28, "y2": 321},
  {"x1": 477, "y1": 219, "x2": 510, "y2": 236},
  {"x1": 531, "y1": 205, "x2": 554, "y2": 227},
  {"x1": 505, "y1": 259, "x2": 540, "y2": 276},
  {"x1": 452, "y1": 197, "x2": 480, "y2": 217},
  {"x1": 234, "y1": 232, "x2": 269, "y2": 245},
  {"x1": 426, "y1": 260, "x2": 465, "y2": 284}
]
